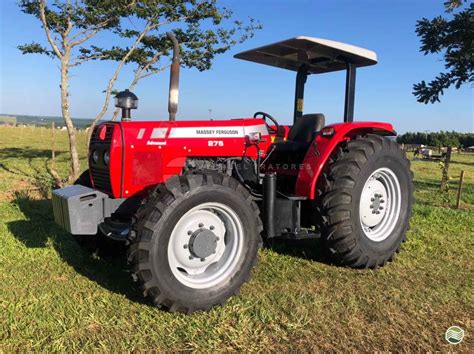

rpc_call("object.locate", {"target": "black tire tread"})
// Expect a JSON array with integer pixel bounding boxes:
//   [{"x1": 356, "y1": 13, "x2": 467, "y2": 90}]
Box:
[
  {"x1": 317, "y1": 134, "x2": 414, "y2": 268},
  {"x1": 127, "y1": 172, "x2": 263, "y2": 313}
]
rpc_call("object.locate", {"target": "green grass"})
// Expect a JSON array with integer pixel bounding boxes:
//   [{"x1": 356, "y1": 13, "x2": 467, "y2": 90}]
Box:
[{"x1": 0, "y1": 126, "x2": 473, "y2": 351}]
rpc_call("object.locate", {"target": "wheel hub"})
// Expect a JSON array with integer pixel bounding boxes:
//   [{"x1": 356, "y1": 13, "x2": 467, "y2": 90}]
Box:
[
  {"x1": 359, "y1": 168, "x2": 402, "y2": 242},
  {"x1": 167, "y1": 203, "x2": 244, "y2": 289},
  {"x1": 360, "y1": 178, "x2": 387, "y2": 227},
  {"x1": 188, "y1": 228, "x2": 218, "y2": 259}
]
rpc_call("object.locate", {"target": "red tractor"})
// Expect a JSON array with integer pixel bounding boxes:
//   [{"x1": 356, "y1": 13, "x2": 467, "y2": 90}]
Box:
[{"x1": 53, "y1": 36, "x2": 413, "y2": 313}]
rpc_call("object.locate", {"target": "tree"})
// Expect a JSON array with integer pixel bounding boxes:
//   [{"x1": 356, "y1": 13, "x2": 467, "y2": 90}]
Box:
[
  {"x1": 430, "y1": 131, "x2": 459, "y2": 191},
  {"x1": 18, "y1": 0, "x2": 260, "y2": 183},
  {"x1": 413, "y1": 0, "x2": 473, "y2": 103},
  {"x1": 397, "y1": 131, "x2": 472, "y2": 147}
]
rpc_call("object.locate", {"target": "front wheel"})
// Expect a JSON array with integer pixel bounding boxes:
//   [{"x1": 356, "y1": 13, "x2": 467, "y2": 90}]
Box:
[
  {"x1": 317, "y1": 134, "x2": 414, "y2": 268},
  {"x1": 128, "y1": 173, "x2": 263, "y2": 313}
]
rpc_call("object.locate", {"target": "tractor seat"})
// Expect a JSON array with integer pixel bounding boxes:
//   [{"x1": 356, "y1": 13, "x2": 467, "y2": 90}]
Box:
[
  {"x1": 287, "y1": 113, "x2": 325, "y2": 143},
  {"x1": 264, "y1": 113, "x2": 325, "y2": 172}
]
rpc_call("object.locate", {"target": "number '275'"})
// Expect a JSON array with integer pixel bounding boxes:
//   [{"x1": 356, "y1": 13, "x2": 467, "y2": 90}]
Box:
[{"x1": 208, "y1": 140, "x2": 224, "y2": 147}]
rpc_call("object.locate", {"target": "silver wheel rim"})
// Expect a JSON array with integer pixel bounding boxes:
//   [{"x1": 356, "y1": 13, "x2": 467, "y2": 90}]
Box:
[
  {"x1": 167, "y1": 202, "x2": 244, "y2": 289},
  {"x1": 359, "y1": 167, "x2": 401, "y2": 242}
]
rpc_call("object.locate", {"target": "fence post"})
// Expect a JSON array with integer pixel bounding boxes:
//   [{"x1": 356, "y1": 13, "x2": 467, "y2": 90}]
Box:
[
  {"x1": 51, "y1": 122, "x2": 56, "y2": 167},
  {"x1": 456, "y1": 170, "x2": 465, "y2": 209},
  {"x1": 440, "y1": 146, "x2": 452, "y2": 191}
]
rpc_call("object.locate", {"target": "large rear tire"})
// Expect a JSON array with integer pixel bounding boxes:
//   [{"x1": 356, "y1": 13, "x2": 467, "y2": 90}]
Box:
[
  {"x1": 128, "y1": 172, "x2": 263, "y2": 313},
  {"x1": 317, "y1": 134, "x2": 414, "y2": 268}
]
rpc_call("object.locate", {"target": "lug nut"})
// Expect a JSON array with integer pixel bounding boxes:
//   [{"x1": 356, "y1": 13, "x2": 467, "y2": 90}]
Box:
[
  {"x1": 183, "y1": 244, "x2": 188, "y2": 249},
  {"x1": 187, "y1": 230, "x2": 192, "y2": 235},
  {"x1": 210, "y1": 225, "x2": 215, "y2": 230},
  {"x1": 370, "y1": 205, "x2": 373, "y2": 209},
  {"x1": 371, "y1": 198, "x2": 375, "y2": 202},
  {"x1": 189, "y1": 255, "x2": 194, "y2": 260},
  {"x1": 372, "y1": 211, "x2": 376, "y2": 214},
  {"x1": 198, "y1": 223, "x2": 204, "y2": 228},
  {"x1": 200, "y1": 258, "x2": 205, "y2": 262},
  {"x1": 380, "y1": 200, "x2": 385, "y2": 203},
  {"x1": 380, "y1": 206, "x2": 384, "y2": 210}
]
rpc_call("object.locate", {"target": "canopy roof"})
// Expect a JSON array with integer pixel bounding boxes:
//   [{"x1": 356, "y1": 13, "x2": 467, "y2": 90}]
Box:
[{"x1": 234, "y1": 36, "x2": 377, "y2": 74}]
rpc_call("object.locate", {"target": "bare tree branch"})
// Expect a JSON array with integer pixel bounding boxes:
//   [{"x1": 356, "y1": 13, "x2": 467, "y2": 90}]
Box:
[
  {"x1": 69, "y1": 54, "x2": 108, "y2": 67},
  {"x1": 136, "y1": 65, "x2": 169, "y2": 80},
  {"x1": 87, "y1": 14, "x2": 194, "y2": 135},
  {"x1": 69, "y1": 25, "x2": 107, "y2": 48},
  {"x1": 69, "y1": 0, "x2": 138, "y2": 47},
  {"x1": 88, "y1": 21, "x2": 161, "y2": 140},
  {"x1": 109, "y1": 62, "x2": 169, "y2": 122},
  {"x1": 133, "y1": 51, "x2": 164, "y2": 78},
  {"x1": 64, "y1": 0, "x2": 72, "y2": 38},
  {"x1": 38, "y1": 0, "x2": 63, "y2": 59}
]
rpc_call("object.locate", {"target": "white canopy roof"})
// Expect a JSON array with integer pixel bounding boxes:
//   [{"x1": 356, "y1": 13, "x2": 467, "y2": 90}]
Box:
[{"x1": 234, "y1": 36, "x2": 378, "y2": 74}]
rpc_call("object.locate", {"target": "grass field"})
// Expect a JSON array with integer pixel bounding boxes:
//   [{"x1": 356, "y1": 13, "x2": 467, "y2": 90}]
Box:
[{"x1": 0, "y1": 125, "x2": 473, "y2": 351}]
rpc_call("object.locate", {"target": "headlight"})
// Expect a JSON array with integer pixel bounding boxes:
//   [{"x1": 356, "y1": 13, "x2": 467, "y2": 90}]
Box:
[
  {"x1": 103, "y1": 150, "x2": 110, "y2": 165},
  {"x1": 92, "y1": 150, "x2": 99, "y2": 164}
]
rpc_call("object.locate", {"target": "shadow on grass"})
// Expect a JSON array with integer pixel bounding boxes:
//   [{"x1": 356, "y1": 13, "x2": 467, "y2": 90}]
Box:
[
  {"x1": 265, "y1": 238, "x2": 334, "y2": 265},
  {"x1": 7, "y1": 192, "x2": 335, "y2": 304},
  {"x1": 7, "y1": 192, "x2": 147, "y2": 305},
  {"x1": 414, "y1": 179, "x2": 441, "y2": 189},
  {"x1": 450, "y1": 159, "x2": 474, "y2": 167},
  {"x1": 0, "y1": 147, "x2": 70, "y2": 197},
  {"x1": 0, "y1": 147, "x2": 65, "y2": 160}
]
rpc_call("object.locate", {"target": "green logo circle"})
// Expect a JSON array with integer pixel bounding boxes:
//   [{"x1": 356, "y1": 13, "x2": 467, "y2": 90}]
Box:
[{"x1": 445, "y1": 326, "x2": 464, "y2": 345}]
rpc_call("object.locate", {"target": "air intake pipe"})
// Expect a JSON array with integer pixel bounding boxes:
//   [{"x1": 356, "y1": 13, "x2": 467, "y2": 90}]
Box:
[{"x1": 167, "y1": 32, "x2": 180, "y2": 121}]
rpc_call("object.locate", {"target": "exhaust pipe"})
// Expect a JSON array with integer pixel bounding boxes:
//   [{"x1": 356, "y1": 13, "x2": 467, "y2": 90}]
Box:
[{"x1": 167, "y1": 32, "x2": 180, "y2": 121}]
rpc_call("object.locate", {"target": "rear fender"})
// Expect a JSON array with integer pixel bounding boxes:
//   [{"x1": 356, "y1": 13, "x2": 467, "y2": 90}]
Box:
[{"x1": 295, "y1": 122, "x2": 396, "y2": 199}]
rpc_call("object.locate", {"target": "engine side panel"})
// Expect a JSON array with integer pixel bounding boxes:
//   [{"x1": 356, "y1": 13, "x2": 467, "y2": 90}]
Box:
[
  {"x1": 295, "y1": 122, "x2": 396, "y2": 199},
  {"x1": 117, "y1": 118, "x2": 271, "y2": 197}
]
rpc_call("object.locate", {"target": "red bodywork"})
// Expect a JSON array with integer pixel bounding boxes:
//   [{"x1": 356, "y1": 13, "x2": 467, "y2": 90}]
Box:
[
  {"x1": 90, "y1": 119, "x2": 394, "y2": 200},
  {"x1": 90, "y1": 118, "x2": 272, "y2": 198},
  {"x1": 296, "y1": 122, "x2": 395, "y2": 198}
]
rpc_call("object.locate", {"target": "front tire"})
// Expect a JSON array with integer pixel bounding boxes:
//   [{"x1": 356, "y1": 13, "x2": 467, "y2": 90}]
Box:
[
  {"x1": 128, "y1": 173, "x2": 263, "y2": 313},
  {"x1": 317, "y1": 134, "x2": 414, "y2": 268}
]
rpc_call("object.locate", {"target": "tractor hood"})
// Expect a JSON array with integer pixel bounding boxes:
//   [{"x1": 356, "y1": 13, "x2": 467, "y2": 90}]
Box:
[{"x1": 89, "y1": 119, "x2": 271, "y2": 198}]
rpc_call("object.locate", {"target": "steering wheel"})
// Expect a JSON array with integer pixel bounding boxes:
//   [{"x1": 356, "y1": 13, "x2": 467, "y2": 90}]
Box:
[{"x1": 253, "y1": 111, "x2": 279, "y2": 134}]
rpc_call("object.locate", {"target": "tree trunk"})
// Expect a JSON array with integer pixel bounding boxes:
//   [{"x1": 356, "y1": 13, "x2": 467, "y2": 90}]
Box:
[
  {"x1": 60, "y1": 52, "x2": 81, "y2": 183},
  {"x1": 440, "y1": 146, "x2": 452, "y2": 191}
]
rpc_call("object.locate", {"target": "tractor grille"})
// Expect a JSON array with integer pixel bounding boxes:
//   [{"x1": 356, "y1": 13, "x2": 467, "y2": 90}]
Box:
[
  {"x1": 90, "y1": 167, "x2": 112, "y2": 193},
  {"x1": 89, "y1": 124, "x2": 114, "y2": 194}
]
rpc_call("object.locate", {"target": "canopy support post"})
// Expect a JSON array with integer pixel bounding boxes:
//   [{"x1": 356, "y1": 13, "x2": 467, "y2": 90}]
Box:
[
  {"x1": 294, "y1": 64, "x2": 308, "y2": 123},
  {"x1": 344, "y1": 62, "x2": 356, "y2": 123}
]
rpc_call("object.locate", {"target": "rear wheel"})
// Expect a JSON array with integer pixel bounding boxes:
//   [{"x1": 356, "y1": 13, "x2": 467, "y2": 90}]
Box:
[
  {"x1": 128, "y1": 172, "x2": 262, "y2": 313},
  {"x1": 317, "y1": 134, "x2": 413, "y2": 268}
]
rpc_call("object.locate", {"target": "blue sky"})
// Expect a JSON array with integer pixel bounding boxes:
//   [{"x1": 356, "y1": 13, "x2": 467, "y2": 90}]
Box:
[{"x1": 0, "y1": 0, "x2": 472, "y2": 133}]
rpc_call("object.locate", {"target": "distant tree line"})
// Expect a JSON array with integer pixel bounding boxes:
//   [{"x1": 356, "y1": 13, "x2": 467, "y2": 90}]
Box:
[{"x1": 396, "y1": 131, "x2": 474, "y2": 148}]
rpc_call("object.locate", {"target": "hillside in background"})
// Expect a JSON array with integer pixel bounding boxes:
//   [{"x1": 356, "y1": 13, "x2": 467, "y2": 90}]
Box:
[{"x1": 0, "y1": 114, "x2": 96, "y2": 129}]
